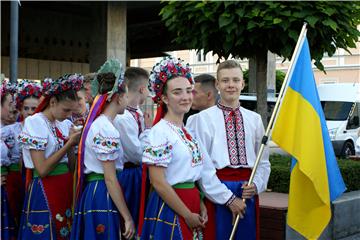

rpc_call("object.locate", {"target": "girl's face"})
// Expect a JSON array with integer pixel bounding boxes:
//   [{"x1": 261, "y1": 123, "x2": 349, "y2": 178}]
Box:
[
  {"x1": 162, "y1": 77, "x2": 193, "y2": 116},
  {"x1": 1, "y1": 94, "x2": 13, "y2": 123},
  {"x1": 21, "y1": 97, "x2": 39, "y2": 119},
  {"x1": 50, "y1": 98, "x2": 77, "y2": 122}
]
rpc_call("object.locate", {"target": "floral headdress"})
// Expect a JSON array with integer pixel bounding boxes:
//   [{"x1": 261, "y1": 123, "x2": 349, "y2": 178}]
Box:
[
  {"x1": 1, "y1": 78, "x2": 17, "y2": 98},
  {"x1": 15, "y1": 80, "x2": 42, "y2": 109},
  {"x1": 92, "y1": 59, "x2": 125, "y2": 101},
  {"x1": 42, "y1": 74, "x2": 84, "y2": 97},
  {"x1": 148, "y1": 56, "x2": 194, "y2": 103}
]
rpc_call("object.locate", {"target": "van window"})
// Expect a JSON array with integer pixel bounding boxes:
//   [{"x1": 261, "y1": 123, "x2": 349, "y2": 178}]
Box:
[
  {"x1": 321, "y1": 101, "x2": 353, "y2": 121},
  {"x1": 347, "y1": 103, "x2": 359, "y2": 130}
]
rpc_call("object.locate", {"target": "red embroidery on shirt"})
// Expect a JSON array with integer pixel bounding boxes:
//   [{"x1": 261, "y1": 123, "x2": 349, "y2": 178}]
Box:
[{"x1": 217, "y1": 102, "x2": 248, "y2": 166}]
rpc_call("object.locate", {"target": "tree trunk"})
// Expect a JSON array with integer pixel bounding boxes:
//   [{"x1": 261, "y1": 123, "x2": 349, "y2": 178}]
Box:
[
  {"x1": 255, "y1": 51, "x2": 268, "y2": 127},
  {"x1": 248, "y1": 57, "x2": 257, "y2": 95}
]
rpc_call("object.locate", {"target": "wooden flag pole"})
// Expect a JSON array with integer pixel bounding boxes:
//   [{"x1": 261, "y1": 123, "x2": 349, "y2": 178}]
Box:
[{"x1": 229, "y1": 23, "x2": 308, "y2": 240}]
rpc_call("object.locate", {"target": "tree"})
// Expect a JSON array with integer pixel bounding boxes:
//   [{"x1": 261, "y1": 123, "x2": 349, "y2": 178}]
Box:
[
  {"x1": 160, "y1": 1, "x2": 360, "y2": 125},
  {"x1": 243, "y1": 69, "x2": 285, "y2": 94}
]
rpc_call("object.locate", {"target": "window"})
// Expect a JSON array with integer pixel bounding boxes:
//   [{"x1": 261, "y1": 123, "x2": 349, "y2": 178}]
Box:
[
  {"x1": 196, "y1": 49, "x2": 206, "y2": 62},
  {"x1": 347, "y1": 103, "x2": 359, "y2": 130},
  {"x1": 321, "y1": 101, "x2": 353, "y2": 121}
]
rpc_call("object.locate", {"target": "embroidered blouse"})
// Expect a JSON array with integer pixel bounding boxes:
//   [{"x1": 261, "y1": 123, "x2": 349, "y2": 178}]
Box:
[
  {"x1": 142, "y1": 119, "x2": 233, "y2": 204},
  {"x1": 84, "y1": 114, "x2": 124, "y2": 174},
  {"x1": 186, "y1": 105, "x2": 271, "y2": 194},
  {"x1": 1, "y1": 122, "x2": 22, "y2": 165},
  {"x1": 1, "y1": 124, "x2": 11, "y2": 167},
  {"x1": 113, "y1": 107, "x2": 149, "y2": 165},
  {"x1": 19, "y1": 113, "x2": 71, "y2": 169}
]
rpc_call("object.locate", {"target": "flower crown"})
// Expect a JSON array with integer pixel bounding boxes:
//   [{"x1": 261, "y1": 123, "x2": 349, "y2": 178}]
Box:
[
  {"x1": 93, "y1": 59, "x2": 125, "y2": 101},
  {"x1": 15, "y1": 80, "x2": 42, "y2": 109},
  {"x1": 42, "y1": 74, "x2": 84, "y2": 97},
  {"x1": 1, "y1": 79, "x2": 17, "y2": 98},
  {"x1": 148, "y1": 56, "x2": 194, "y2": 103}
]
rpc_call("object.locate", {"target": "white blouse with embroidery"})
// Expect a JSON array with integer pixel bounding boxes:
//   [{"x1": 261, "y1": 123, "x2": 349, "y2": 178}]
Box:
[
  {"x1": 113, "y1": 108, "x2": 149, "y2": 165},
  {"x1": 19, "y1": 113, "x2": 72, "y2": 169},
  {"x1": 142, "y1": 119, "x2": 233, "y2": 204},
  {"x1": 1, "y1": 125, "x2": 15, "y2": 166},
  {"x1": 186, "y1": 105, "x2": 271, "y2": 193},
  {"x1": 83, "y1": 114, "x2": 124, "y2": 174},
  {"x1": 1, "y1": 122, "x2": 22, "y2": 165}
]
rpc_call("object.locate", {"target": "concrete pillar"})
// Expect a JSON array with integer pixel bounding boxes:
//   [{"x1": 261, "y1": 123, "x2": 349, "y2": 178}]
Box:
[
  {"x1": 89, "y1": 3, "x2": 107, "y2": 72},
  {"x1": 107, "y1": 2, "x2": 127, "y2": 66},
  {"x1": 267, "y1": 51, "x2": 276, "y2": 97}
]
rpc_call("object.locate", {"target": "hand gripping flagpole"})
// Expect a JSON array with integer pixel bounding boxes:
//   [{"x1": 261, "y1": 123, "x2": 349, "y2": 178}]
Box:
[{"x1": 229, "y1": 23, "x2": 308, "y2": 240}]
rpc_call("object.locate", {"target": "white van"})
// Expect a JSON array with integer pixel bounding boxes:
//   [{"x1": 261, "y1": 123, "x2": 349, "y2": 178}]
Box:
[
  {"x1": 318, "y1": 83, "x2": 360, "y2": 157},
  {"x1": 239, "y1": 94, "x2": 288, "y2": 155}
]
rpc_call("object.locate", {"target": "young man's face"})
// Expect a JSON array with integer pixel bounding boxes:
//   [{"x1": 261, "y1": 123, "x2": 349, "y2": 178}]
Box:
[
  {"x1": 139, "y1": 77, "x2": 150, "y2": 105},
  {"x1": 216, "y1": 67, "x2": 244, "y2": 105},
  {"x1": 191, "y1": 82, "x2": 209, "y2": 111}
]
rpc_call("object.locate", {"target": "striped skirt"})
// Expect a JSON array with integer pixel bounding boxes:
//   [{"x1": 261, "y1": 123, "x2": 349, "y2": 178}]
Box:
[{"x1": 71, "y1": 173, "x2": 122, "y2": 240}]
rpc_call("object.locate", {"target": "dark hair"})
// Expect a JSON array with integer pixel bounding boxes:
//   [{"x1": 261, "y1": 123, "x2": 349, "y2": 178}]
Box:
[
  {"x1": 216, "y1": 60, "x2": 243, "y2": 80},
  {"x1": 125, "y1": 67, "x2": 149, "y2": 92},
  {"x1": 97, "y1": 72, "x2": 127, "y2": 95},
  {"x1": 17, "y1": 95, "x2": 40, "y2": 110},
  {"x1": 54, "y1": 89, "x2": 79, "y2": 103},
  {"x1": 194, "y1": 74, "x2": 218, "y2": 96}
]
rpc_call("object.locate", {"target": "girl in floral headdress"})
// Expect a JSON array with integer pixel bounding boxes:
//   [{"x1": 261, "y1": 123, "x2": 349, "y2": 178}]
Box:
[
  {"x1": 0, "y1": 80, "x2": 42, "y2": 231},
  {"x1": 138, "y1": 56, "x2": 245, "y2": 240},
  {"x1": 71, "y1": 59, "x2": 135, "y2": 240},
  {"x1": 18, "y1": 74, "x2": 83, "y2": 240},
  {"x1": 1, "y1": 78, "x2": 17, "y2": 240}
]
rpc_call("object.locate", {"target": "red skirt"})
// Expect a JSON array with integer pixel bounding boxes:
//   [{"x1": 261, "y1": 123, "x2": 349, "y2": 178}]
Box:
[
  {"x1": 6, "y1": 169, "x2": 24, "y2": 226},
  {"x1": 41, "y1": 172, "x2": 73, "y2": 239},
  {"x1": 174, "y1": 187, "x2": 201, "y2": 239}
]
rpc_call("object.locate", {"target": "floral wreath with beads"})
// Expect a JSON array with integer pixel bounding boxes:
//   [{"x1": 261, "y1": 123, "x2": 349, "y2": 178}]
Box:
[
  {"x1": 91, "y1": 59, "x2": 125, "y2": 101},
  {"x1": 42, "y1": 73, "x2": 84, "y2": 97},
  {"x1": 148, "y1": 56, "x2": 194, "y2": 103},
  {"x1": 15, "y1": 80, "x2": 42, "y2": 109}
]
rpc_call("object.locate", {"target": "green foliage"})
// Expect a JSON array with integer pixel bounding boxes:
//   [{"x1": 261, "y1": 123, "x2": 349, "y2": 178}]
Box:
[
  {"x1": 243, "y1": 69, "x2": 285, "y2": 93},
  {"x1": 268, "y1": 155, "x2": 360, "y2": 193},
  {"x1": 160, "y1": 1, "x2": 360, "y2": 71}
]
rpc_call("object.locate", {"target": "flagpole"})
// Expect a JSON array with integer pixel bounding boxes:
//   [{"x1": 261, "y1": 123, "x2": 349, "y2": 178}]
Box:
[{"x1": 229, "y1": 22, "x2": 308, "y2": 240}]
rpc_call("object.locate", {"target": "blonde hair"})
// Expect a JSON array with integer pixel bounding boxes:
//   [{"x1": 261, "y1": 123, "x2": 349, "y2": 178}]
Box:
[{"x1": 216, "y1": 60, "x2": 243, "y2": 80}]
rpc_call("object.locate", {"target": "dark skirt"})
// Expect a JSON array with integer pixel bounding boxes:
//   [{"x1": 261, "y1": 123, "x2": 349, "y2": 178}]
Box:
[
  {"x1": 203, "y1": 168, "x2": 259, "y2": 240},
  {"x1": 71, "y1": 178, "x2": 122, "y2": 240},
  {"x1": 117, "y1": 165, "x2": 142, "y2": 230},
  {"x1": 1, "y1": 185, "x2": 16, "y2": 240}
]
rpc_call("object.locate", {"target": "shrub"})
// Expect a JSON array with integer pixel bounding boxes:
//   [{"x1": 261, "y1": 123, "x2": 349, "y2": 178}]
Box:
[{"x1": 267, "y1": 155, "x2": 360, "y2": 193}]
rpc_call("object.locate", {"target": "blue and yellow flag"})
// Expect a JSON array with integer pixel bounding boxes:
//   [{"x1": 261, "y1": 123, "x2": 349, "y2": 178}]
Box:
[{"x1": 271, "y1": 37, "x2": 346, "y2": 239}]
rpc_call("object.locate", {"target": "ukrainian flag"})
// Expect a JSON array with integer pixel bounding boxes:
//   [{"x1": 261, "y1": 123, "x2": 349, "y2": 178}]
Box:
[{"x1": 271, "y1": 37, "x2": 346, "y2": 239}]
